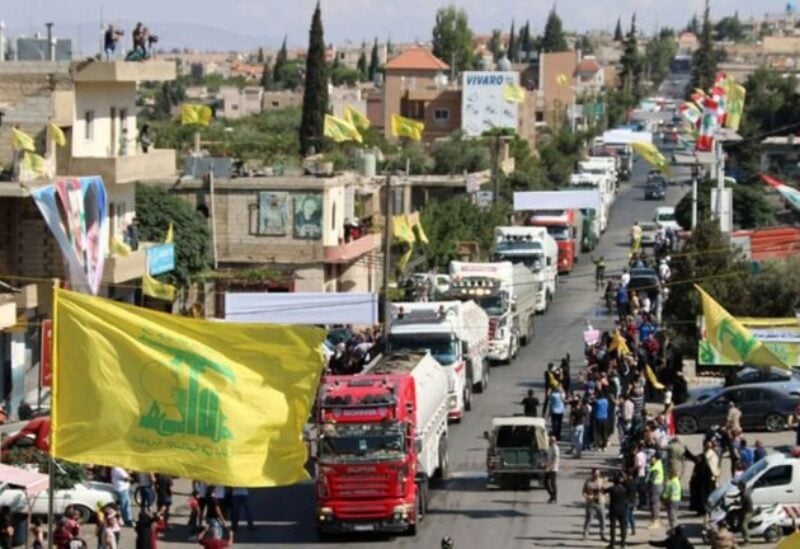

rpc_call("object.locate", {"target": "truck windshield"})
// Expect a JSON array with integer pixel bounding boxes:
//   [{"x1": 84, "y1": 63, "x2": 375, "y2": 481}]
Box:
[
  {"x1": 496, "y1": 253, "x2": 543, "y2": 273},
  {"x1": 389, "y1": 335, "x2": 457, "y2": 365},
  {"x1": 546, "y1": 226, "x2": 570, "y2": 241},
  {"x1": 318, "y1": 423, "x2": 405, "y2": 462},
  {"x1": 475, "y1": 294, "x2": 506, "y2": 316}
]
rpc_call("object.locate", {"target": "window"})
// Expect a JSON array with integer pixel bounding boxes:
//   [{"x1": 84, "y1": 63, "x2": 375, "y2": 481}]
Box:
[
  {"x1": 754, "y1": 465, "x2": 793, "y2": 488},
  {"x1": 271, "y1": 101, "x2": 279, "y2": 108},
  {"x1": 84, "y1": 110, "x2": 94, "y2": 140},
  {"x1": 433, "y1": 108, "x2": 450, "y2": 123}
]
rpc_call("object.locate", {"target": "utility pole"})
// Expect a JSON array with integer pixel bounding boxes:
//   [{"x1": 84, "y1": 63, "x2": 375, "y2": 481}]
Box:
[
  {"x1": 691, "y1": 163, "x2": 698, "y2": 229},
  {"x1": 492, "y1": 134, "x2": 501, "y2": 204},
  {"x1": 382, "y1": 175, "x2": 392, "y2": 335}
]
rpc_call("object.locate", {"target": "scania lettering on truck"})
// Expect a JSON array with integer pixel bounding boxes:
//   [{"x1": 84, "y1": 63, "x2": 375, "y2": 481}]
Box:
[
  {"x1": 493, "y1": 226, "x2": 558, "y2": 313},
  {"x1": 315, "y1": 351, "x2": 449, "y2": 535},
  {"x1": 388, "y1": 302, "x2": 489, "y2": 421},
  {"x1": 448, "y1": 261, "x2": 538, "y2": 363},
  {"x1": 527, "y1": 210, "x2": 582, "y2": 274}
]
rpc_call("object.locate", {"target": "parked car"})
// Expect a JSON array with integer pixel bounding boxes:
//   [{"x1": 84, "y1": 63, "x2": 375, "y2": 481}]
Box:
[
  {"x1": 0, "y1": 478, "x2": 117, "y2": 522},
  {"x1": 653, "y1": 206, "x2": 680, "y2": 232},
  {"x1": 628, "y1": 268, "x2": 661, "y2": 303},
  {"x1": 674, "y1": 384, "x2": 799, "y2": 434},
  {"x1": 644, "y1": 178, "x2": 667, "y2": 200},
  {"x1": 688, "y1": 367, "x2": 800, "y2": 403},
  {"x1": 639, "y1": 222, "x2": 659, "y2": 247}
]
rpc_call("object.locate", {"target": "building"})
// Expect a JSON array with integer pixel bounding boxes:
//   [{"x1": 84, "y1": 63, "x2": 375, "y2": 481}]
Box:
[
  {"x1": 575, "y1": 56, "x2": 605, "y2": 96},
  {"x1": 219, "y1": 85, "x2": 264, "y2": 119},
  {"x1": 262, "y1": 90, "x2": 303, "y2": 111},
  {"x1": 0, "y1": 59, "x2": 178, "y2": 418},
  {"x1": 761, "y1": 135, "x2": 800, "y2": 177},
  {"x1": 149, "y1": 173, "x2": 381, "y2": 295}
]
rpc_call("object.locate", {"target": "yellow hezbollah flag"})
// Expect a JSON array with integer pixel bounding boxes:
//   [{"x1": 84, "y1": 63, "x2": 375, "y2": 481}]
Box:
[
  {"x1": 11, "y1": 127, "x2": 35, "y2": 152},
  {"x1": 52, "y1": 288, "x2": 325, "y2": 486},
  {"x1": 181, "y1": 104, "x2": 213, "y2": 126},
  {"x1": 344, "y1": 105, "x2": 370, "y2": 130},
  {"x1": 22, "y1": 152, "x2": 46, "y2": 175},
  {"x1": 406, "y1": 211, "x2": 429, "y2": 244},
  {"x1": 390, "y1": 114, "x2": 424, "y2": 141},
  {"x1": 631, "y1": 141, "x2": 670, "y2": 175},
  {"x1": 111, "y1": 237, "x2": 132, "y2": 257},
  {"x1": 696, "y1": 285, "x2": 789, "y2": 369},
  {"x1": 502, "y1": 83, "x2": 525, "y2": 103},
  {"x1": 609, "y1": 329, "x2": 630, "y2": 356},
  {"x1": 724, "y1": 81, "x2": 746, "y2": 131},
  {"x1": 397, "y1": 247, "x2": 413, "y2": 273},
  {"x1": 776, "y1": 531, "x2": 800, "y2": 549},
  {"x1": 645, "y1": 364, "x2": 666, "y2": 391},
  {"x1": 142, "y1": 273, "x2": 176, "y2": 301},
  {"x1": 164, "y1": 223, "x2": 174, "y2": 244},
  {"x1": 392, "y1": 214, "x2": 416, "y2": 243},
  {"x1": 48, "y1": 123, "x2": 66, "y2": 147},
  {"x1": 556, "y1": 73, "x2": 570, "y2": 87},
  {"x1": 323, "y1": 114, "x2": 362, "y2": 143}
]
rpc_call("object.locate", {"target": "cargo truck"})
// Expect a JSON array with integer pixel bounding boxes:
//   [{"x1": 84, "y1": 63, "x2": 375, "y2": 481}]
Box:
[
  {"x1": 388, "y1": 302, "x2": 489, "y2": 421},
  {"x1": 527, "y1": 210, "x2": 582, "y2": 274},
  {"x1": 492, "y1": 226, "x2": 558, "y2": 313},
  {"x1": 315, "y1": 351, "x2": 449, "y2": 535}
]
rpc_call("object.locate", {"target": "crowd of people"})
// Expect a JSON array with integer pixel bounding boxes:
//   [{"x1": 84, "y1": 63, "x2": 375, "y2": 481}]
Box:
[{"x1": 325, "y1": 326, "x2": 383, "y2": 375}]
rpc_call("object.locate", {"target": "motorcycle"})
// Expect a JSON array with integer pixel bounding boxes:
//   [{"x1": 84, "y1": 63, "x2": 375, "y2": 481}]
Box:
[{"x1": 706, "y1": 493, "x2": 786, "y2": 544}]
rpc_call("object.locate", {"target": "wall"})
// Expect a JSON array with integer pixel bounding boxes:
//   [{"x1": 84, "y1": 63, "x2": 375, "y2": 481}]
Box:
[
  {"x1": 262, "y1": 90, "x2": 303, "y2": 111},
  {"x1": 383, "y1": 69, "x2": 441, "y2": 137},
  {"x1": 0, "y1": 197, "x2": 63, "y2": 280},
  {"x1": 105, "y1": 183, "x2": 136, "y2": 246},
  {"x1": 72, "y1": 82, "x2": 137, "y2": 158},
  {"x1": 540, "y1": 51, "x2": 578, "y2": 124}
]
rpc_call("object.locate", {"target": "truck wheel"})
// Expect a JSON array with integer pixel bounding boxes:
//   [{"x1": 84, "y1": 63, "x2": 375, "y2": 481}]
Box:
[
  {"x1": 464, "y1": 385, "x2": 472, "y2": 411},
  {"x1": 434, "y1": 437, "x2": 449, "y2": 481},
  {"x1": 764, "y1": 525, "x2": 780, "y2": 544}
]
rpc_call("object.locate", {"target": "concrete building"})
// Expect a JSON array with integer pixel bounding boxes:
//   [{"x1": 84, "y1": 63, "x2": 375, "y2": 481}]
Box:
[
  {"x1": 761, "y1": 135, "x2": 800, "y2": 178},
  {"x1": 262, "y1": 90, "x2": 303, "y2": 111},
  {"x1": 219, "y1": 85, "x2": 264, "y2": 119}
]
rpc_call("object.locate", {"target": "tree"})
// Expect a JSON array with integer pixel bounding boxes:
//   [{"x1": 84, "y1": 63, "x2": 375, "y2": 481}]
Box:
[
  {"x1": 519, "y1": 21, "x2": 532, "y2": 62},
  {"x1": 488, "y1": 29, "x2": 504, "y2": 62},
  {"x1": 644, "y1": 28, "x2": 677, "y2": 88},
  {"x1": 541, "y1": 6, "x2": 568, "y2": 53},
  {"x1": 259, "y1": 62, "x2": 273, "y2": 89},
  {"x1": 577, "y1": 34, "x2": 593, "y2": 54},
  {"x1": 618, "y1": 14, "x2": 643, "y2": 103},
  {"x1": 686, "y1": 13, "x2": 700, "y2": 35},
  {"x1": 299, "y1": 2, "x2": 329, "y2": 156},
  {"x1": 431, "y1": 5, "x2": 474, "y2": 75},
  {"x1": 614, "y1": 17, "x2": 624, "y2": 41},
  {"x1": 687, "y1": 0, "x2": 717, "y2": 97},
  {"x1": 356, "y1": 42, "x2": 368, "y2": 80},
  {"x1": 331, "y1": 65, "x2": 362, "y2": 87},
  {"x1": 153, "y1": 79, "x2": 186, "y2": 120},
  {"x1": 135, "y1": 183, "x2": 212, "y2": 283},
  {"x1": 273, "y1": 36, "x2": 289, "y2": 84},
  {"x1": 673, "y1": 179, "x2": 775, "y2": 230},
  {"x1": 508, "y1": 20, "x2": 517, "y2": 63},
  {"x1": 257, "y1": 47, "x2": 265, "y2": 64},
  {"x1": 715, "y1": 13, "x2": 744, "y2": 42},
  {"x1": 430, "y1": 131, "x2": 490, "y2": 175},
  {"x1": 368, "y1": 38, "x2": 380, "y2": 81}
]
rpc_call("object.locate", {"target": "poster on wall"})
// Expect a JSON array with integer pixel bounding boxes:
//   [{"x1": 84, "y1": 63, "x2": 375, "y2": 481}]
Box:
[
  {"x1": 461, "y1": 71, "x2": 519, "y2": 137},
  {"x1": 258, "y1": 191, "x2": 290, "y2": 235},
  {"x1": 293, "y1": 194, "x2": 322, "y2": 240}
]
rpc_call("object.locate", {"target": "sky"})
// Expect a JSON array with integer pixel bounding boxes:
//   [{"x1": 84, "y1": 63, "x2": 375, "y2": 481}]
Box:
[{"x1": 1, "y1": 0, "x2": 783, "y2": 52}]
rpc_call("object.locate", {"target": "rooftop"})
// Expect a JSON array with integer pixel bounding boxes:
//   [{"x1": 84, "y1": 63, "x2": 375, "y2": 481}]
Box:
[
  {"x1": 70, "y1": 60, "x2": 177, "y2": 83},
  {"x1": 576, "y1": 58, "x2": 601, "y2": 75},
  {"x1": 384, "y1": 48, "x2": 449, "y2": 72}
]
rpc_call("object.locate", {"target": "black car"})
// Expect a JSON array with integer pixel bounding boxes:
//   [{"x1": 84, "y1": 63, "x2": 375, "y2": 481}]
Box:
[
  {"x1": 645, "y1": 178, "x2": 667, "y2": 200},
  {"x1": 628, "y1": 268, "x2": 661, "y2": 302},
  {"x1": 674, "y1": 384, "x2": 799, "y2": 435}
]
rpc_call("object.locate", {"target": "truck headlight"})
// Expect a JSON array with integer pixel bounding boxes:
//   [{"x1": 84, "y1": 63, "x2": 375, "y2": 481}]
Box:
[
  {"x1": 448, "y1": 395, "x2": 458, "y2": 409},
  {"x1": 318, "y1": 507, "x2": 333, "y2": 522},
  {"x1": 392, "y1": 504, "x2": 411, "y2": 521}
]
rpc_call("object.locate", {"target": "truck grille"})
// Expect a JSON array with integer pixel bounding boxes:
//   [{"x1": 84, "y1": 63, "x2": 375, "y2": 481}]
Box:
[
  {"x1": 332, "y1": 474, "x2": 393, "y2": 499},
  {"x1": 335, "y1": 501, "x2": 390, "y2": 519}
]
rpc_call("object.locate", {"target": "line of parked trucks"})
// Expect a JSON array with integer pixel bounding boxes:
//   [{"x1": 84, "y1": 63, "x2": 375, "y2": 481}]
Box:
[{"x1": 312, "y1": 139, "x2": 631, "y2": 536}]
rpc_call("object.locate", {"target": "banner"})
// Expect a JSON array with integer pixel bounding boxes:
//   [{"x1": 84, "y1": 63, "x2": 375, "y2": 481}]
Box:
[
  {"x1": 696, "y1": 285, "x2": 789, "y2": 369},
  {"x1": 392, "y1": 214, "x2": 416, "y2": 243},
  {"x1": 31, "y1": 177, "x2": 108, "y2": 295},
  {"x1": 631, "y1": 141, "x2": 669, "y2": 175},
  {"x1": 225, "y1": 292, "x2": 379, "y2": 325},
  {"x1": 52, "y1": 288, "x2": 325, "y2": 486},
  {"x1": 181, "y1": 104, "x2": 212, "y2": 126},
  {"x1": 699, "y1": 316, "x2": 800, "y2": 367}
]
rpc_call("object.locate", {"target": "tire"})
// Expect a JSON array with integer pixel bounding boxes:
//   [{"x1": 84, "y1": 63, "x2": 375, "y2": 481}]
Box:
[
  {"x1": 73, "y1": 504, "x2": 94, "y2": 524},
  {"x1": 764, "y1": 525, "x2": 780, "y2": 544},
  {"x1": 765, "y1": 413, "x2": 786, "y2": 432},
  {"x1": 475, "y1": 363, "x2": 488, "y2": 393},
  {"x1": 677, "y1": 415, "x2": 699, "y2": 435},
  {"x1": 434, "y1": 437, "x2": 449, "y2": 481}
]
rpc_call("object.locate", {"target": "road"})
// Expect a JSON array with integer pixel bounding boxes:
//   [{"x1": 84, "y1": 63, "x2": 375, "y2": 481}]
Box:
[{"x1": 145, "y1": 155, "x2": 713, "y2": 549}]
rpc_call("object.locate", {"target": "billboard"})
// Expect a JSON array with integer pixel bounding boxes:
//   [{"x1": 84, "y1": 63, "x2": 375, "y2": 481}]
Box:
[
  {"x1": 461, "y1": 71, "x2": 519, "y2": 137},
  {"x1": 513, "y1": 190, "x2": 603, "y2": 212},
  {"x1": 225, "y1": 293, "x2": 379, "y2": 325}
]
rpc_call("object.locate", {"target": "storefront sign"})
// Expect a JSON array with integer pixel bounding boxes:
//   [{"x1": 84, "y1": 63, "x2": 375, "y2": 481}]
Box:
[{"x1": 147, "y1": 244, "x2": 175, "y2": 275}]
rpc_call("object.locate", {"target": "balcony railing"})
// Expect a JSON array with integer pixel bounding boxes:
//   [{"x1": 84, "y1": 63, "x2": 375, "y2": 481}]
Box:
[
  {"x1": 324, "y1": 233, "x2": 381, "y2": 264},
  {"x1": 102, "y1": 247, "x2": 147, "y2": 284},
  {"x1": 68, "y1": 149, "x2": 176, "y2": 185}
]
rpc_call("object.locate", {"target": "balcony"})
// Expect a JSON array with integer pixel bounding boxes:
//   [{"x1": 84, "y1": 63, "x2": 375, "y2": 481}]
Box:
[
  {"x1": 71, "y1": 60, "x2": 177, "y2": 83},
  {"x1": 102, "y1": 247, "x2": 147, "y2": 284},
  {"x1": 324, "y1": 233, "x2": 381, "y2": 264},
  {"x1": 68, "y1": 149, "x2": 176, "y2": 185},
  {"x1": 14, "y1": 284, "x2": 39, "y2": 310},
  {"x1": 0, "y1": 295, "x2": 16, "y2": 330}
]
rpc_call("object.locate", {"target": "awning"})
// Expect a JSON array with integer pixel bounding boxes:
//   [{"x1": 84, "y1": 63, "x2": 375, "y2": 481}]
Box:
[{"x1": 0, "y1": 464, "x2": 48, "y2": 499}]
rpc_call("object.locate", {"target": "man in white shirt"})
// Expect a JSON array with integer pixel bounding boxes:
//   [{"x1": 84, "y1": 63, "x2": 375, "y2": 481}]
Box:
[
  {"x1": 634, "y1": 444, "x2": 648, "y2": 510},
  {"x1": 545, "y1": 434, "x2": 560, "y2": 504},
  {"x1": 110, "y1": 467, "x2": 133, "y2": 525},
  {"x1": 658, "y1": 259, "x2": 671, "y2": 282},
  {"x1": 620, "y1": 268, "x2": 631, "y2": 288}
]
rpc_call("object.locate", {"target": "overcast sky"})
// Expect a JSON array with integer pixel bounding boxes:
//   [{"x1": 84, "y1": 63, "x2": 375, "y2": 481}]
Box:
[{"x1": 3, "y1": 0, "x2": 781, "y2": 50}]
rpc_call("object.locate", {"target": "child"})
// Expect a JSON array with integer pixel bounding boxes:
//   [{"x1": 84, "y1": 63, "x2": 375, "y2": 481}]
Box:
[{"x1": 187, "y1": 490, "x2": 200, "y2": 541}]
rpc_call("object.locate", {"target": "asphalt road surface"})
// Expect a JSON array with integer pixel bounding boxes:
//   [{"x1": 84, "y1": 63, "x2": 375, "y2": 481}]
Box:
[{"x1": 146, "y1": 156, "x2": 794, "y2": 548}]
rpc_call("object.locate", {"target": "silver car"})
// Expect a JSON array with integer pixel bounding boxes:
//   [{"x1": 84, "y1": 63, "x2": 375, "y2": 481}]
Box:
[{"x1": 688, "y1": 367, "x2": 800, "y2": 403}]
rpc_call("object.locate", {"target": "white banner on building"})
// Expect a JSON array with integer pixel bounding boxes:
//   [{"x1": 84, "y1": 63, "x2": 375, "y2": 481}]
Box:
[
  {"x1": 514, "y1": 190, "x2": 602, "y2": 212},
  {"x1": 224, "y1": 292, "x2": 379, "y2": 325},
  {"x1": 461, "y1": 71, "x2": 519, "y2": 137}
]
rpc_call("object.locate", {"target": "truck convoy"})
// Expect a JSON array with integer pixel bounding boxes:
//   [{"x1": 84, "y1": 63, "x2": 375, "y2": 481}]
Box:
[
  {"x1": 492, "y1": 227, "x2": 558, "y2": 312},
  {"x1": 315, "y1": 351, "x2": 449, "y2": 535},
  {"x1": 447, "y1": 261, "x2": 539, "y2": 363},
  {"x1": 526, "y1": 210, "x2": 582, "y2": 274},
  {"x1": 388, "y1": 301, "x2": 489, "y2": 421}
]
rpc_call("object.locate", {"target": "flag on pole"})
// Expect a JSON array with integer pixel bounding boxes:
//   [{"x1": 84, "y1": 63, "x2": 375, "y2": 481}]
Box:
[
  {"x1": 51, "y1": 288, "x2": 326, "y2": 486},
  {"x1": 164, "y1": 223, "x2": 174, "y2": 244},
  {"x1": 724, "y1": 81, "x2": 746, "y2": 131},
  {"x1": 556, "y1": 73, "x2": 570, "y2": 87},
  {"x1": 631, "y1": 141, "x2": 670, "y2": 175},
  {"x1": 392, "y1": 214, "x2": 416, "y2": 243},
  {"x1": 22, "y1": 152, "x2": 47, "y2": 175},
  {"x1": 11, "y1": 128, "x2": 35, "y2": 152},
  {"x1": 111, "y1": 237, "x2": 132, "y2": 257},
  {"x1": 678, "y1": 102, "x2": 701, "y2": 129},
  {"x1": 502, "y1": 83, "x2": 526, "y2": 103},
  {"x1": 344, "y1": 105, "x2": 370, "y2": 130},
  {"x1": 48, "y1": 123, "x2": 67, "y2": 147},
  {"x1": 696, "y1": 285, "x2": 789, "y2": 369},
  {"x1": 323, "y1": 114, "x2": 362, "y2": 143},
  {"x1": 406, "y1": 212, "x2": 429, "y2": 244},
  {"x1": 696, "y1": 98, "x2": 719, "y2": 152},
  {"x1": 390, "y1": 114, "x2": 424, "y2": 141},
  {"x1": 143, "y1": 273, "x2": 176, "y2": 301},
  {"x1": 181, "y1": 104, "x2": 213, "y2": 126}
]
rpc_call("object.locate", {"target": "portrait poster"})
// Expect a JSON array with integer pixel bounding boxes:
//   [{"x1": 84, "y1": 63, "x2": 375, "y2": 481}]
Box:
[
  {"x1": 258, "y1": 191, "x2": 290, "y2": 235},
  {"x1": 293, "y1": 194, "x2": 322, "y2": 240}
]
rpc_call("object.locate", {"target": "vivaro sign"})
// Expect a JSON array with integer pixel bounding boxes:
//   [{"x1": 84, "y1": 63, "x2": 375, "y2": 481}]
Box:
[{"x1": 461, "y1": 71, "x2": 519, "y2": 137}]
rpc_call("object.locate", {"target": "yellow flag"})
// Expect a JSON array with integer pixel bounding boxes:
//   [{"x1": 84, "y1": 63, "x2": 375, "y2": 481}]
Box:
[
  {"x1": 52, "y1": 288, "x2": 325, "y2": 486},
  {"x1": 344, "y1": 105, "x2": 370, "y2": 130},
  {"x1": 392, "y1": 214, "x2": 416, "y2": 243},
  {"x1": 48, "y1": 123, "x2": 66, "y2": 147},
  {"x1": 397, "y1": 247, "x2": 413, "y2": 273},
  {"x1": 406, "y1": 212, "x2": 429, "y2": 244},
  {"x1": 22, "y1": 152, "x2": 46, "y2": 175},
  {"x1": 181, "y1": 104, "x2": 212, "y2": 126},
  {"x1": 556, "y1": 73, "x2": 570, "y2": 87},
  {"x1": 390, "y1": 114, "x2": 424, "y2": 141},
  {"x1": 323, "y1": 114, "x2": 362, "y2": 143},
  {"x1": 143, "y1": 273, "x2": 176, "y2": 301},
  {"x1": 502, "y1": 83, "x2": 525, "y2": 103},
  {"x1": 164, "y1": 223, "x2": 174, "y2": 244},
  {"x1": 645, "y1": 364, "x2": 666, "y2": 390},
  {"x1": 631, "y1": 141, "x2": 670, "y2": 175},
  {"x1": 696, "y1": 285, "x2": 789, "y2": 369},
  {"x1": 776, "y1": 532, "x2": 800, "y2": 549},
  {"x1": 609, "y1": 329, "x2": 630, "y2": 356},
  {"x1": 111, "y1": 237, "x2": 132, "y2": 257},
  {"x1": 724, "y1": 81, "x2": 746, "y2": 131},
  {"x1": 11, "y1": 127, "x2": 35, "y2": 152}
]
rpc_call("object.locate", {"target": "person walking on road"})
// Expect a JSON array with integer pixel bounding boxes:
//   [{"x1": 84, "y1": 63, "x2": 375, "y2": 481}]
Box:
[
  {"x1": 544, "y1": 433, "x2": 559, "y2": 504},
  {"x1": 593, "y1": 390, "x2": 610, "y2": 451},
  {"x1": 111, "y1": 467, "x2": 133, "y2": 526},
  {"x1": 662, "y1": 469, "x2": 682, "y2": 531},
  {"x1": 736, "y1": 480, "x2": 753, "y2": 545},
  {"x1": 548, "y1": 386, "x2": 565, "y2": 441},
  {"x1": 570, "y1": 396, "x2": 586, "y2": 458},
  {"x1": 605, "y1": 473, "x2": 628, "y2": 549},
  {"x1": 647, "y1": 454, "x2": 665, "y2": 529},
  {"x1": 623, "y1": 469, "x2": 638, "y2": 537},
  {"x1": 582, "y1": 468, "x2": 607, "y2": 542},
  {"x1": 521, "y1": 389, "x2": 540, "y2": 417},
  {"x1": 230, "y1": 487, "x2": 256, "y2": 532},
  {"x1": 592, "y1": 255, "x2": 607, "y2": 291}
]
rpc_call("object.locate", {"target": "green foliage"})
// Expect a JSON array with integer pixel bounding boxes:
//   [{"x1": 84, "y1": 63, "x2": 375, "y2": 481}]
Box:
[
  {"x1": 330, "y1": 65, "x2": 362, "y2": 87},
  {"x1": 619, "y1": 15, "x2": 643, "y2": 103},
  {"x1": 368, "y1": 38, "x2": 381, "y2": 81},
  {"x1": 687, "y1": 0, "x2": 717, "y2": 97},
  {"x1": 576, "y1": 34, "x2": 594, "y2": 55},
  {"x1": 151, "y1": 79, "x2": 186, "y2": 120},
  {"x1": 431, "y1": 5, "x2": 474, "y2": 75},
  {"x1": 744, "y1": 257, "x2": 800, "y2": 317},
  {"x1": 508, "y1": 20, "x2": 518, "y2": 63},
  {"x1": 420, "y1": 198, "x2": 510, "y2": 268},
  {"x1": 614, "y1": 17, "x2": 624, "y2": 42},
  {"x1": 385, "y1": 142, "x2": 433, "y2": 174},
  {"x1": 135, "y1": 183, "x2": 212, "y2": 283},
  {"x1": 604, "y1": 88, "x2": 635, "y2": 128},
  {"x1": 644, "y1": 28, "x2": 678, "y2": 88},
  {"x1": 541, "y1": 7, "x2": 568, "y2": 53},
  {"x1": 686, "y1": 14, "x2": 700, "y2": 35},
  {"x1": 537, "y1": 129, "x2": 585, "y2": 188},
  {"x1": 300, "y1": 2, "x2": 329, "y2": 155},
  {"x1": 430, "y1": 132, "x2": 490, "y2": 175},
  {"x1": 357, "y1": 43, "x2": 368, "y2": 80},
  {"x1": 673, "y1": 179, "x2": 775, "y2": 230},
  {"x1": 519, "y1": 21, "x2": 533, "y2": 61},
  {"x1": 259, "y1": 63, "x2": 273, "y2": 89},
  {"x1": 273, "y1": 36, "x2": 289, "y2": 83},
  {"x1": 488, "y1": 29, "x2": 504, "y2": 62},
  {"x1": 3, "y1": 448, "x2": 88, "y2": 491},
  {"x1": 715, "y1": 13, "x2": 744, "y2": 42}
]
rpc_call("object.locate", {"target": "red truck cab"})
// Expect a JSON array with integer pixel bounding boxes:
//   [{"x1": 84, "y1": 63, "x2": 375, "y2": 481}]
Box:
[{"x1": 527, "y1": 209, "x2": 580, "y2": 274}]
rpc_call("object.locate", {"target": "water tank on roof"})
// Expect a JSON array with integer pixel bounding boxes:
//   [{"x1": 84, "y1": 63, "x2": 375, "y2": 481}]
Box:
[
  {"x1": 497, "y1": 55, "x2": 512, "y2": 71},
  {"x1": 357, "y1": 151, "x2": 376, "y2": 178}
]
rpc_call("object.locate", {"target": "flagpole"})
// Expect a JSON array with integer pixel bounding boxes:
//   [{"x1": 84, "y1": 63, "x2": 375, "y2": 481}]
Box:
[
  {"x1": 47, "y1": 279, "x2": 59, "y2": 549},
  {"x1": 382, "y1": 175, "x2": 392, "y2": 337}
]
